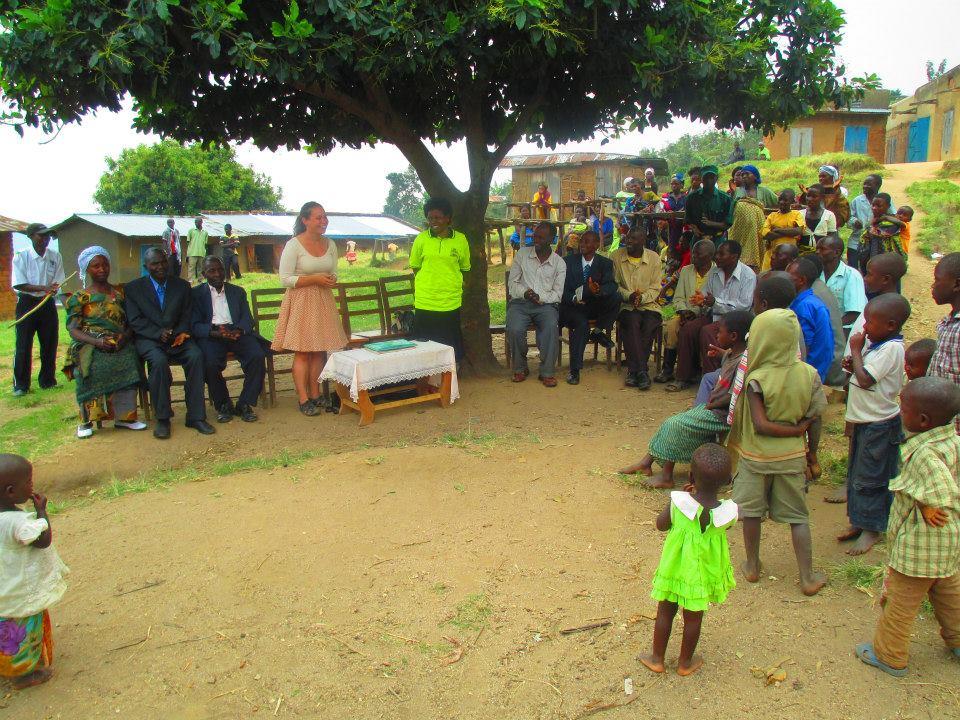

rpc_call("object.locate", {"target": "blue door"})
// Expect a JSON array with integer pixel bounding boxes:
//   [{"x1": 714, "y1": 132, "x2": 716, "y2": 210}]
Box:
[
  {"x1": 843, "y1": 125, "x2": 868, "y2": 154},
  {"x1": 907, "y1": 117, "x2": 931, "y2": 162}
]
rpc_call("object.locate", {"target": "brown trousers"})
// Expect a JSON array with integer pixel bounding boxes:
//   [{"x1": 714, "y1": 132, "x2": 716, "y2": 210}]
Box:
[
  {"x1": 873, "y1": 567, "x2": 960, "y2": 669},
  {"x1": 675, "y1": 316, "x2": 721, "y2": 382},
  {"x1": 618, "y1": 309, "x2": 662, "y2": 373}
]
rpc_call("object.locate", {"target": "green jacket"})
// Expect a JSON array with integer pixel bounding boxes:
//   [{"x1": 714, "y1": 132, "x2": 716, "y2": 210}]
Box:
[{"x1": 409, "y1": 229, "x2": 471, "y2": 312}]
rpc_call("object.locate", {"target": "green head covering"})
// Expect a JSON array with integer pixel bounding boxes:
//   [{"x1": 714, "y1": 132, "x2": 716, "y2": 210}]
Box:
[
  {"x1": 727, "y1": 309, "x2": 818, "y2": 463},
  {"x1": 700, "y1": 165, "x2": 719, "y2": 178}
]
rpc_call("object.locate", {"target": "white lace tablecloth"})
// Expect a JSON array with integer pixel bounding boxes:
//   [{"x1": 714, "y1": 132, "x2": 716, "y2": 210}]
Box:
[{"x1": 320, "y1": 341, "x2": 460, "y2": 403}]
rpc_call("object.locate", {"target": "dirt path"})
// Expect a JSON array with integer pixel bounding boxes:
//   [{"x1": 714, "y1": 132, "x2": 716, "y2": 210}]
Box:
[{"x1": 6, "y1": 162, "x2": 960, "y2": 717}]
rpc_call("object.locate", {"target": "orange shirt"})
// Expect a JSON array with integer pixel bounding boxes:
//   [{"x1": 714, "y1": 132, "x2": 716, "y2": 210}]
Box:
[{"x1": 899, "y1": 221, "x2": 911, "y2": 253}]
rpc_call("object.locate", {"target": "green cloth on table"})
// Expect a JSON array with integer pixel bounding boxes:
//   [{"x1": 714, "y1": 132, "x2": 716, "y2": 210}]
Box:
[{"x1": 409, "y1": 229, "x2": 471, "y2": 312}]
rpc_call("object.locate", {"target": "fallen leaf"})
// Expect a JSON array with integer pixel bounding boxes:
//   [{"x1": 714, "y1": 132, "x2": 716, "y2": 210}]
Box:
[{"x1": 735, "y1": 651, "x2": 744, "y2": 659}]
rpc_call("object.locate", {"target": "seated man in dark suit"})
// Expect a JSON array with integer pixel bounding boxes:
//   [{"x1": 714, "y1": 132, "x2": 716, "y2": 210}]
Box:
[
  {"x1": 560, "y1": 230, "x2": 619, "y2": 385},
  {"x1": 124, "y1": 247, "x2": 214, "y2": 439},
  {"x1": 191, "y1": 256, "x2": 269, "y2": 423}
]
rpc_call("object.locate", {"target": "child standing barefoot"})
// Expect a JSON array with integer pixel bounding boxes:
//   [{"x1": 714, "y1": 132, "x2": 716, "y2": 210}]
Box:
[
  {"x1": 0, "y1": 454, "x2": 68, "y2": 689},
  {"x1": 639, "y1": 444, "x2": 738, "y2": 676}
]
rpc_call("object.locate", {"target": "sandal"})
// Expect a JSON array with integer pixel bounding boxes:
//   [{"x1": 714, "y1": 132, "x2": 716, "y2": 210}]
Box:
[
  {"x1": 299, "y1": 400, "x2": 321, "y2": 417},
  {"x1": 512, "y1": 369, "x2": 530, "y2": 383},
  {"x1": 540, "y1": 376, "x2": 558, "y2": 388},
  {"x1": 665, "y1": 381, "x2": 692, "y2": 393},
  {"x1": 854, "y1": 642, "x2": 908, "y2": 677}
]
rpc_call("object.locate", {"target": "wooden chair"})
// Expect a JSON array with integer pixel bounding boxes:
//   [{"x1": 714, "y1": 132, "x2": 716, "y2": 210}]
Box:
[
  {"x1": 334, "y1": 280, "x2": 390, "y2": 345},
  {"x1": 379, "y1": 274, "x2": 415, "y2": 336},
  {"x1": 251, "y1": 287, "x2": 289, "y2": 407},
  {"x1": 614, "y1": 319, "x2": 664, "y2": 373},
  {"x1": 560, "y1": 320, "x2": 613, "y2": 370}
]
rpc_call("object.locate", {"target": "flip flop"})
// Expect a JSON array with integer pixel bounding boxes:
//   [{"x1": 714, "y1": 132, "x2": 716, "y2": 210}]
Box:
[
  {"x1": 855, "y1": 642, "x2": 907, "y2": 677},
  {"x1": 952, "y1": 647, "x2": 960, "y2": 659},
  {"x1": 664, "y1": 381, "x2": 691, "y2": 393}
]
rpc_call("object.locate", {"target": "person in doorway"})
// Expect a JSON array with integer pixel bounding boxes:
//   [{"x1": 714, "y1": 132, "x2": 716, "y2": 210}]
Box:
[
  {"x1": 161, "y1": 218, "x2": 182, "y2": 278},
  {"x1": 219, "y1": 223, "x2": 242, "y2": 280},
  {"x1": 11, "y1": 223, "x2": 64, "y2": 397},
  {"x1": 186, "y1": 217, "x2": 209, "y2": 284}
]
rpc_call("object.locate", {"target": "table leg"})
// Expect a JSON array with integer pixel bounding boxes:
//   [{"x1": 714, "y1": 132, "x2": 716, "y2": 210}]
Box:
[
  {"x1": 334, "y1": 381, "x2": 351, "y2": 415},
  {"x1": 357, "y1": 389, "x2": 376, "y2": 426},
  {"x1": 439, "y1": 372, "x2": 452, "y2": 408}
]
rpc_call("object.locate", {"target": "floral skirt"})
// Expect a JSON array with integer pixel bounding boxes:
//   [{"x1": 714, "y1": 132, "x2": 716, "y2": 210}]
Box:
[
  {"x1": 271, "y1": 286, "x2": 348, "y2": 353},
  {"x1": 0, "y1": 610, "x2": 52, "y2": 678}
]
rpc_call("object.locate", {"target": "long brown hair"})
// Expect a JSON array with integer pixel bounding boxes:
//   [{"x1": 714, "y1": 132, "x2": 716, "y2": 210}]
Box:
[{"x1": 294, "y1": 201, "x2": 323, "y2": 236}]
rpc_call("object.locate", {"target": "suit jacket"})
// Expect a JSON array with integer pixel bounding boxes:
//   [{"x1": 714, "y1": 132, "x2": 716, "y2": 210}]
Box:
[
  {"x1": 561, "y1": 253, "x2": 618, "y2": 307},
  {"x1": 190, "y1": 282, "x2": 271, "y2": 348},
  {"x1": 124, "y1": 275, "x2": 194, "y2": 353}
]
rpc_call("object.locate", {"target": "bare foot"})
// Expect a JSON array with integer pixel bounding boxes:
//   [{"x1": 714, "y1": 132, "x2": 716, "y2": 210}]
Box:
[
  {"x1": 824, "y1": 484, "x2": 847, "y2": 504},
  {"x1": 740, "y1": 561, "x2": 762, "y2": 583},
  {"x1": 644, "y1": 471, "x2": 674, "y2": 490},
  {"x1": 619, "y1": 459, "x2": 653, "y2": 476},
  {"x1": 846, "y1": 531, "x2": 880, "y2": 556},
  {"x1": 13, "y1": 668, "x2": 52, "y2": 689},
  {"x1": 638, "y1": 654, "x2": 665, "y2": 674},
  {"x1": 801, "y1": 572, "x2": 828, "y2": 596},
  {"x1": 837, "y1": 526, "x2": 862, "y2": 543},
  {"x1": 677, "y1": 655, "x2": 704, "y2": 676}
]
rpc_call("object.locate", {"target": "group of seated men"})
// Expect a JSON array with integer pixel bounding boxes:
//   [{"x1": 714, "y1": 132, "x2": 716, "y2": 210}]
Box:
[
  {"x1": 504, "y1": 220, "x2": 870, "y2": 394},
  {"x1": 126, "y1": 248, "x2": 269, "y2": 439}
]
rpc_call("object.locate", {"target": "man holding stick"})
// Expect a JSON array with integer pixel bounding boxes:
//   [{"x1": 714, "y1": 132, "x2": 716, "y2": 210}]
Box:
[{"x1": 10, "y1": 223, "x2": 64, "y2": 397}]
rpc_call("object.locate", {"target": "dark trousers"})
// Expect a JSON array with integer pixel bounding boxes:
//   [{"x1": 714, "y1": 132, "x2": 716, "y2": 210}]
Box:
[
  {"x1": 13, "y1": 295, "x2": 59, "y2": 391},
  {"x1": 675, "y1": 314, "x2": 711, "y2": 382},
  {"x1": 618, "y1": 309, "x2": 663, "y2": 373},
  {"x1": 196, "y1": 335, "x2": 266, "y2": 409},
  {"x1": 168, "y1": 253, "x2": 182, "y2": 280},
  {"x1": 223, "y1": 253, "x2": 242, "y2": 280},
  {"x1": 139, "y1": 339, "x2": 207, "y2": 422},
  {"x1": 847, "y1": 416, "x2": 904, "y2": 533},
  {"x1": 846, "y1": 246, "x2": 859, "y2": 271},
  {"x1": 559, "y1": 293, "x2": 620, "y2": 371}
]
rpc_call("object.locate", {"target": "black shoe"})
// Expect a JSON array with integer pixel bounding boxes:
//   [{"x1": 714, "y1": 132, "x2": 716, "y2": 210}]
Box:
[
  {"x1": 625, "y1": 372, "x2": 639, "y2": 388},
  {"x1": 299, "y1": 400, "x2": 321, "y2": 416},
  {"x1": 653, "y1": 369, "x2": 674, "y2": 383},
  {"x1": 589, "y1": 331, "x2": 615, "y2": 350},
  {"x1": 11, "y1": 388, "x2": 27, "y2": 398},
  {"x1": 234, "y1": 403, "x2": 258, "y2": 422},
  {"x1": 185, "y1": 419, "x2": 216, "y2": 435},
  {"x1": 566, "y1": 371, "x2": 580, "y2": 385},
  {"x1": 216, "y1": 403, "x2": 234, "y2": 423},
  {"x1": 637, "y1": 371, "x2": 652, "y2": 391},
  {"x1": 153, "y1": 419, "x2": 171, "y2": 440}
]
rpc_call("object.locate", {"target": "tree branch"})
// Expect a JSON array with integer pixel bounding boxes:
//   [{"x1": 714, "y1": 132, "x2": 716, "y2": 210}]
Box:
[{"x1": 489, "y1": 70, "x2": 550, "y2": 171}]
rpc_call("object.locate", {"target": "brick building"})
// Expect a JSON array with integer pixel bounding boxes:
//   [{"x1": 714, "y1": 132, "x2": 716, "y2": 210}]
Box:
[
  {"x1": 886, "y1": 62, "x2": 960, "y2": 163},
  {"x1": 0, "y1": 215, "x2": 28, "y2": 320}
]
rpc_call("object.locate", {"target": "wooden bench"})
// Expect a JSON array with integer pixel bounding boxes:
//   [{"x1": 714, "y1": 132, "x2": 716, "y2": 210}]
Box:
[{"x1": 250, "y1": 287, "x2": 289, "y2": 407}]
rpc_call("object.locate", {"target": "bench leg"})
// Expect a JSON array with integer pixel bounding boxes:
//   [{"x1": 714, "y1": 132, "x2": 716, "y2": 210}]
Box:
[
  {"x1": 439, "y1": 372, "x2": 452, "y2": 408},
  {"x1": 356, "y1": 389, "x2": 375, "y2": 426}
]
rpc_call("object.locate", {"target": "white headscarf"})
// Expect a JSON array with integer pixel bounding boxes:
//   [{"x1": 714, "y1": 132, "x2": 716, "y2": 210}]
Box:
[{"x1": 78, "y1": 246, "x2": 111, "y2": 288}]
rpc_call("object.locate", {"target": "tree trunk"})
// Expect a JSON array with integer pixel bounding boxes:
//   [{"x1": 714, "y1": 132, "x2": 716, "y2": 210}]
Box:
[{"x1": 455, "y1": 193, "x2": 500, "y2": 375}]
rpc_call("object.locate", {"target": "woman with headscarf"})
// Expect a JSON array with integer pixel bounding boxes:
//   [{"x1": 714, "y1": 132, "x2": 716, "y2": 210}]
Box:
[
  {"x1": 64, "y1": 246, "x2": 146, "y2": 439},
  {"x1": 640, "y1": 167, "x2": 658, "y2": 196},
  {"x1": 734, "y1": 165, "x2": 778, "y2": 208},
  {"x1": 801, "y1": 166, "x2": 850, "y2": 228},
  {"x1": 726, "y1": 166, "x2": 768, "y2": 270},
  {"x1": 659, "y1": 173, "x2": 688, "y2": 248}
]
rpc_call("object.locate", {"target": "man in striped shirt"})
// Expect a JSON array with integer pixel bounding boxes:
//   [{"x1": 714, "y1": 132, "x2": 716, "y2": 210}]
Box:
[{"x1": 928, "y1": 253, "x2": 960, "y2": 432}]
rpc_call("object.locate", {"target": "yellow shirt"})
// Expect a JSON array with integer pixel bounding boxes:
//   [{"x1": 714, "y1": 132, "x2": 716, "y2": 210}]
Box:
[
  {"x1": 695, "y1": 272, "x2": 708, "y2": 292},
  {"x1": 760, "y1": 210, "x2": 805, "y2": 270}
]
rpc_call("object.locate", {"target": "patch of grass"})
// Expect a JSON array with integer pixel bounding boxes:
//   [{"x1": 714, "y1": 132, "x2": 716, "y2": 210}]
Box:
[
  {"x1": 617, "y1": 472, "x2": 647, "y2": 488},
  {"x1": 453, "y1": 483, "x2": 466, "y2": 493},
  {"x1": 364, "y1": 455, "x2": 386, "y2": 466},
  {"x1": 211, "y1": 449, "x2": 319, "y2": 476},
  {"x1": 438, "y1": 426, "x2": 503, "y2": 451},
  {"x1": 445, "y1": 593, "x2": 492, "y2": 632},
  {"x1": 906, "y1": 179, "x2": 960, "y2": 256},
  {"x1": 824, "y1": 419, "x2": 845, "y2": 437},
  {"x1": 819, "y1": 451, "x2": 847, "y2": 486},
  {"x1": 0, "y1": 398, "x2": 76, "y2": 460},
  {"x1": 937, "y1": 159, "x2": 960, "y2": 179},
  {"x1": 431, "y1": 583, "x2": 450, "y2": 595},
  {"x1": 831, "y1": 557, "x2": 883, "y2": 590},
  {"x1": 100, "y1": 467, "x2": 202, "y2": 499}
]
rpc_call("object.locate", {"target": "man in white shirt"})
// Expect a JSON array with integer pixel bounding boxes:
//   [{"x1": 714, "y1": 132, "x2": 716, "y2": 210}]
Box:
[
  {"x1": 506, "y1": 222, "x2": 567, "y2": 387},
  {"x1": 161, "y1": 218, "x2": 182, "y2": 278},
  {"x1": 10, "y1": 223, "x2": 65, "y2": 397}
]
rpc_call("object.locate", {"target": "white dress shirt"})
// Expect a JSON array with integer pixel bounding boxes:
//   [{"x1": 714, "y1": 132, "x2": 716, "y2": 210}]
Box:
[
  {"x1": 702, "y1": 261, "x2": 757, "y2": 316},
  {"x1": 508, "y1": 247, "x2": 567, "y2": 305},
  {"x1": 11, "y1": 247, "x2": 65, "y2": 298},
  {"x1": 209, "y1": 284, "x2": 233, "y2": 325}
]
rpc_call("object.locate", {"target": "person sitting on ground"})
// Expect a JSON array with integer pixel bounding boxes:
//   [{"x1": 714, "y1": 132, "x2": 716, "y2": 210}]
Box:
[
  {"x1": 727, "y1": 141, "x2": 745, "y2": 165},
  {"x1": 510, "y1": 204, "x2": 535, "y2": 250},
  {"x1": 817, "y1": 234, "x2": 867, "y2": 337},
  {"x1": 904, "y1": 338, "x2": 936, "y2": 381},
  {"x1": 860, "y1": 193, "x2": 906, "y2": 277},
  {"x1": 532, "y1": 182, "x2": 552, "y2": 219},
  {"x1": 927, "y1": 252, "x2": 960, "y2": 431},
  {"x1": 757, "y1": 141, "x2": 771, "y2": 161},
  {"x1": 620, "y1": 310, "x2": 752, "y2": 488},
  {"x1": 728, "y1": 308, "x2": 828, "y2": 596},
  {"x1": 798, "y1": 184, "x2": 837, "y2": 254},
  {"x1": 896, "y1": 206, "x2": 914, "y2": 254},
  {"x1": 655, "y1": 239, "x2": 715, "y2": 384},
  {"x1": 669, "y1": 241, "x2": 756, "y2": 392},
  {"x1": 506, "y1": 222, "x2": 567, "y2": 387},
  {"x1": 855, "y1": 377, "x2": 960, "y2": 678},
  {"x1": 0, "y1": 454, "x2": 68, "y2": 689},
  {"x1": 560, "y1": 230, "x2": 619, "y2": 385},
  {"x1": 840, "y1": 294, "x2": 910, "y2": 556},
  {"x1": 639, "y1": 443, "x2": 738, "y2": 677},
  {"x1": 64, "y1": 247, "x2": 147, "y2": 439},
  {"x1": 760, "y1": 189, "x2": 805, "y2": 270},
  {"x1": 124, "y1": 248, "x2": 213, "y2": 439},
  {"x1": 191, "y1": 256, "x2": 270, "y2": 424},
  {"x1": 611, "y1": 227, "x2": 664, "y2": 390},
  {"x1": 786, "y1": 257, "x2": 836, "y2": 384},
  {"x1": 684, "y1": 165, "x2": 733, "y2": 242}
]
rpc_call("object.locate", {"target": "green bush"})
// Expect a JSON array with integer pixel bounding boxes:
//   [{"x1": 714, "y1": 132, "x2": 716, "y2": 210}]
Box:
[
  {"x1": 937, "y1": 160, "x2": 960, "y2": 179},
  {"x1": 906, "y1": 180, "x2": 960, "y2": 256}
]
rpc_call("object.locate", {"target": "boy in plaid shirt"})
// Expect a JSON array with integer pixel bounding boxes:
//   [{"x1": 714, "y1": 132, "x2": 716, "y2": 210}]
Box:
[
  {"x1": 856, "y1": 377, "x2": 960, "y2": 676},
  {"x1": 929, "y1": 253, "x2": 960, "y2": 432}
]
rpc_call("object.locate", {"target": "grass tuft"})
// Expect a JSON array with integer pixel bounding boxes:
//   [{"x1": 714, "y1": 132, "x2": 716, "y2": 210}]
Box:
[
  {"x1": 211, "y1": 449, "x2": 319, "y2": 476},
  {"x1": 831, "y1": 558, "x2": 884, "y2": 590},
  {"x1": 936, "y1": 159, "x2": 960, "y2": 179},
  {"x1": 445, "y1": 593, "x2": 492, "y2": 632},
  {"x1": 906, "y1": 179, "x2": 960, "y2": 256},
  {"x1": 819, "y1": 451, "x2": 847, "y2": 486}
]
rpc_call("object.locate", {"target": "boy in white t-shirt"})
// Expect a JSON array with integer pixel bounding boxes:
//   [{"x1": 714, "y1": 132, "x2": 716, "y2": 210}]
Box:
[
  {"x1": 0, "y1": 454, "x2": 68, "y2": 688},
  {"x1": 839, "y1": 295, "x2": 911, "y2": 556}
]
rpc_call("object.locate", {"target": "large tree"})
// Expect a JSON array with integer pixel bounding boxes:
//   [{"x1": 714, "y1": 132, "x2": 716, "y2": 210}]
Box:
[
  {"x1": 95, "y1": 139, "x2": 284, "y2": 214},
  {"x1": 0, "y1": 0, "x2": 856, "y2": 371},
  {"x1": 383, "y1": 164, "x2": 426, "y2": 228}
]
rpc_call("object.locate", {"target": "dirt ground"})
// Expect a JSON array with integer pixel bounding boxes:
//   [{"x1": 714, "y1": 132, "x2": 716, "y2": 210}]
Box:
[{"x1": 6, "y1": 162, "x2": 960, "y2": 719}]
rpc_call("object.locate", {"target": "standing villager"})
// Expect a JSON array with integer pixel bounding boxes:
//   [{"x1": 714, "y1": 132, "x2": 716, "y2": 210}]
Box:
[
  {"x1": 219, "y1": 223, "x2": 242, "y2": 281},
  {"x1": 161, "y1": 218, "x2": 182, "y2": 279},
  {"x1": 798, "y1": 184, "x2": 838, "y2": 254},
  {"x1": 847, "y1": 174, "x2": 888, "y2": 270},
  {"x1": 733, "y1": 165, "x2": 778, "y2": 208},
  {"x1": 11, "y1": 223, "x2": 65, "y2": 397},
  {"x1": 684, "y1": 166, "x2": 733, "y2": 242},
  {"x1": 816, "y1": 165, "x2": 850, "y2": 227},
  {"x1": 408, "y1": 198, "x2": 471, "y2": 362},
  {"x1": 64, "y1": 246, "x2": 147, "y2": 439},
  {"x1": 273, "y1": 202, "x2": 348, "y2": 416},
  {"x1": 185, "y1": 217, "x2": 209, "y2": 284}
]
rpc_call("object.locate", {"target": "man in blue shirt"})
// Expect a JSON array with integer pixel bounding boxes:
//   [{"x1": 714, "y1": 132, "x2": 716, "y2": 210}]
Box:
[{"x1": 787, "y1": 257, "x2": 835, "y2": 382}]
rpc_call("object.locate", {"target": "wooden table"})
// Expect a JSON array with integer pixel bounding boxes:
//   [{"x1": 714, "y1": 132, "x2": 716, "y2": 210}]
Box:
[{"x1": 319, "y1": 341, "x2": 459, "y2": 426}]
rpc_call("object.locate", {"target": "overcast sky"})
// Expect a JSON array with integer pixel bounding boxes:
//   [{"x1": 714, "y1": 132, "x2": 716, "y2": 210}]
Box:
[{"x1": 2, "y1": 0, "x2": 958, "y2": 226}]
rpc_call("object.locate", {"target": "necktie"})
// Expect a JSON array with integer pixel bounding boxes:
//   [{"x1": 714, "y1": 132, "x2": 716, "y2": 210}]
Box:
[
  {"x1": 156, "y1": 283, "x2": 165, "y2": 309},
  {"x1": 583, "y1": 263, "x2": 591, "y2": 279}
]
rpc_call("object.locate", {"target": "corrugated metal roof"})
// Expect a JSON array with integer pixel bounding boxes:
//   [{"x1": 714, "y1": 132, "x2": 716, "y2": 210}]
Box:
[
  {"x1": 499, "y1": 152, "x2": 638, "y2": 169},
  {"x1": 50, "y1": 212, "x2": 421, "y2": 240},
  {"x1": 0, "y1": 215, "x2": 28, "y2": 232}
]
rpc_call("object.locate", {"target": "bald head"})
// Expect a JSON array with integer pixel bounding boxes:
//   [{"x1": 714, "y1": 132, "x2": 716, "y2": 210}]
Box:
[
  {"x1": 937, "y1": 252, "x2": 960, "y2": 281},
  {"x1": 865, "y1": 293, "x2": 911, "y2": 329},
  {"x1": 690, "y1": 443, "x2": 732, "y2": 493},
  {"x1": 902, "y1": 377, "x2": 960, "y2": 428},
  {"x1": 770, "y1": 243, "x2": 800, "y2": 272}
]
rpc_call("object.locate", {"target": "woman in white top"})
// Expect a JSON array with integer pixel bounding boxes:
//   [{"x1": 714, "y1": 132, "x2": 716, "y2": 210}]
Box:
[
  {"x1": 798, "y1": 184, "x2": 838, "y2": 254},
  {"x1": 272, "y1": 202, "x2": 348, "y2": 415}
]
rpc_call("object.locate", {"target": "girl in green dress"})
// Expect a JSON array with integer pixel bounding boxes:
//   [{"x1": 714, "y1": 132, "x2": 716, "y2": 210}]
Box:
[{"x1": 639, "y1": 443, "x2": 737, "y2": 676}]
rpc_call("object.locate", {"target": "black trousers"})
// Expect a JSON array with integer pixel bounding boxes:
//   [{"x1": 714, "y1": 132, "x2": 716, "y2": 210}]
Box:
[
  {"x1": 618, "y1": 309, "x2": 663, "y2": 373},
  {"x1": 139, "y1": 339, "x2": 207, "y2": 422},
  {"x1": 168, "y1": 253, "x2": 182, "y2": 280},
  {"x1": 196, "y1": 335, "x2": 266, "y2": 409},
  {"x1": 559, "y1": 293, "x2": 620, "y2": 371},
  {"x1": 13, "y1": 295, "x2": 59, "y2": 391},
  {"x1": 223, "y1": 253, "x2": 242, "y2": 280}
]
